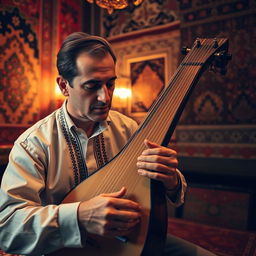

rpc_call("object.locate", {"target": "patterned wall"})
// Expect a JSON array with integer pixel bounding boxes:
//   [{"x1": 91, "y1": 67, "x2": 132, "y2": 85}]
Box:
[
  {"x1": 175, "y1": 0, "x2": 256, "y2": 159},
  {"x1": 0, "y1": 1, "x2": 40, "y2": 125},
  {"x1": 0, "y1": 0, "x2": 41, "y2": 159},
  {"x1": 0, "y1": 0, "x2": 83, "y2": 149},
  {"x1": 109, "y1": 23, "x2": 181, "y2": 124},
  {"x1": 102, "y1": 0, "x2": 256, "y2": 160},
  {"x1": 102, "y1": 0, "x2": 179, "y2": 37},
  {"x1": 57, "y1": 0, "x2": 83, "y2": 49}
]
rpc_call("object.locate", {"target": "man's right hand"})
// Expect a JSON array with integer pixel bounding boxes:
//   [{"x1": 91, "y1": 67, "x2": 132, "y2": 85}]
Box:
[{"x1": 78, "y1": 187, "x2": 141, "y2": 237}]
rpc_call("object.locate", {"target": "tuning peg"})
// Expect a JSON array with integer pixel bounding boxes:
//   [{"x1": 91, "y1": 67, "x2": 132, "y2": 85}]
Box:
[
  {"x1": 213, "y1": 38, "x2": 218, "y2": 48},
  {"x1": 181, "y1": 46, "x2": 191, "y2": 55},
  {"x1": 209, "y1": 64, "x2": 216, "y2": 73},
  {"x1": 213, "y1": 50, "x2": 232, "y2": 75},
  {"x1": 196, "y1": 38, "x2": 201, "y2": 48},
  {"x1": 214, "y1": 51, "x2": 232, "y2": 63}
]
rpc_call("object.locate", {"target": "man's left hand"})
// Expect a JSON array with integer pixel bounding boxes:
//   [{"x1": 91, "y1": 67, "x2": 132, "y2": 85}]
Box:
[{"x1": 137, "y1": 139, "x2": 179, "y2": 191}]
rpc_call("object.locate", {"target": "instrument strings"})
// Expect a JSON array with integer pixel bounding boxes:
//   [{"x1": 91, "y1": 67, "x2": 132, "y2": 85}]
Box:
[{"x1": 92, "y1": 39, "x2": 218, "y2": 197}]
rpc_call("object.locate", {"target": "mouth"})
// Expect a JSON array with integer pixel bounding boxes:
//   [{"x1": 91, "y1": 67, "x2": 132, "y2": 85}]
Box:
[{"x1": 92, "y1": 106, "x2": 109, "y2": 113}]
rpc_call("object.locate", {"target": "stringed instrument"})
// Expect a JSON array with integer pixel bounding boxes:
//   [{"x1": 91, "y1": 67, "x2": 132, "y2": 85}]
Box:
[{"x1": 50, "y1": 38, "x2": 231, "y2": 256}]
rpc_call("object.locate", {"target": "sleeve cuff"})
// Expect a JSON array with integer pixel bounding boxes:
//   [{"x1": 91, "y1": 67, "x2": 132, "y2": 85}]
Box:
[
  {"x1": 166, "y1": 169, "x2": 187, "y2": 207},
  {"x1": 58, "y1": 202, "x2": 83, "y2": 248}
]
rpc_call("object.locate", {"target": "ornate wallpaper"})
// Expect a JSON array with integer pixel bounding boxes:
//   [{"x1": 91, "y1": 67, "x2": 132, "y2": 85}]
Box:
[
  {"x1": 102, "y1": 0, "x2": 256, "y2": 160},
  {"x1": 0, "y1": 0, "x2": 83, "y2": 148},
  {"x1": 102, "y1": 0, "x2": 179, "y2": 38},
  {"x1": 0, "y1": 2, "x2": 40, "y2": 125},
  {"x1": 174, "y1": 0, "x2": 256, "y2": 159},
  {"x1": 178, "y1": 0, "x2": 256, "y2": 125},
  {"x1": 57, "y1": 0, "x2": 83, "y2": 49},
  {"x1": 109, "y1": 23, "x2": 181, "y2": 124},
  {"x1": 0, "y1": 0, "x2": 41, "y2": 156}
]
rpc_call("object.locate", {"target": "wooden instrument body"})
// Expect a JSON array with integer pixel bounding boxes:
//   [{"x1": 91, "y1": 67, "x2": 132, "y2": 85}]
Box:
[
  {"x1": 49, "y1": 38, "x2": 230, "y2": 256},
  {"x1": 50, "y1": 131, "x2": 167, "y2": 256}
]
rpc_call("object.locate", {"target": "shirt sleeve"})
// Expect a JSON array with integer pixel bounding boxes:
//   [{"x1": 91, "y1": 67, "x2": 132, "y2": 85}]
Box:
[
  {"x1": 0, "y1": 139, "x2": 82, "y2": 255},
  {"x1": 166, "y1": 169, "x2": 187, "y2": 207}
]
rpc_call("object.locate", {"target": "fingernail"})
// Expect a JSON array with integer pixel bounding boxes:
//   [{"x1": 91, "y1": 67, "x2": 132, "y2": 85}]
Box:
[{"x1": 138, "y1": 169, "x2": 144, "y2": 175}]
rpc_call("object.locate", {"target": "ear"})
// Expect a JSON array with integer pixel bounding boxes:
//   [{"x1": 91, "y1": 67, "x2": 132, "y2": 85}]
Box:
[{"x1": 56, "y1": 76, "x2": 69, "y2": 96}]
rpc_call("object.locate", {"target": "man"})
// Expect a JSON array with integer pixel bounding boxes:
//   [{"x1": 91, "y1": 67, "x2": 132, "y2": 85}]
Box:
[{"x1": 0, "y1": 32, "x2": 215, "y2": 255}]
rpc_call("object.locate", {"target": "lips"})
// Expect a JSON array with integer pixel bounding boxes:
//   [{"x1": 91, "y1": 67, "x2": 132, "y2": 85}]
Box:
[{"x1": 93, "y1": 106, "x2": 109, "y2": 112}]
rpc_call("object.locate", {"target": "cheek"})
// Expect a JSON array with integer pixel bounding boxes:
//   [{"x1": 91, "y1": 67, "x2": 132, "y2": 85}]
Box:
[{"x1": 81, "y1": 95, "x2": 95, "y2": 111}]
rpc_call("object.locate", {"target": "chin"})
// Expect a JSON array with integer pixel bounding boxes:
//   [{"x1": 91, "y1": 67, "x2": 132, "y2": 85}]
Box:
[{"x1": 93, "y1": 112, "x2": 109, "y2": 122}]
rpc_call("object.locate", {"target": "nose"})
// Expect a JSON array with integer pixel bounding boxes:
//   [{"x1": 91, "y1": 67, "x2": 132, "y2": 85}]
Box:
[{"x1": 97, "y1": 84, "x2": 110, "y2": 103}]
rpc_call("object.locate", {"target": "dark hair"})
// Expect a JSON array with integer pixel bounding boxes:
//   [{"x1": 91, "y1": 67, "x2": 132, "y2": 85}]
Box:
[{"x1": 57, "y1": 32, "x2": 116, "y2": 86}]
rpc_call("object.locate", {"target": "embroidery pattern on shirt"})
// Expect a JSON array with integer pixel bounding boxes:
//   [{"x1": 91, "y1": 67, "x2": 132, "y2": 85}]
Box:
[
  {"x1": 59, "y1": 107, "x2": 88, "y2": 186},
  {"x1": 70, "y1": 129, "x2": 88, "y2": 182},
  {"x1": 93, "y1": 133, "x2": 108, "y2": 169}
]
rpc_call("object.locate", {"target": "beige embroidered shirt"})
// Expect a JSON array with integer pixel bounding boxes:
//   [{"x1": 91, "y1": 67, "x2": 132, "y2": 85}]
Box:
[{"x1": 0, "y1": 102, "x2": 186, "y2": 255}]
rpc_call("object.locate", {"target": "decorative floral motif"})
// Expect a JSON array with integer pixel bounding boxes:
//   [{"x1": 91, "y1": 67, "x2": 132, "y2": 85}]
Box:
[
  {"x1": 179, "y1": 0, "x2": 256, "y2": 125},
  {"x1": 58, "y1": 0, "x2": 82, "y2": 47},
  {"x1": 0, "y1": 8, "x2": 39, "y2": 58},
  {"x1": 12, "y1": 0, "x2": 40, "y2": 20},
  {"x1": 174, "y1": 0, "x2": 256, "y2": 158},
  {"x1": 103, "y1": 0, "x2": 177, "y2": 37},
  {"x1": 0, "y1": 53, "x2": 30, "y2": 112},
  {"x1": 0, "y1": 6, "x2": 39, "y2": 125},
  {"x1": 12, "y1": 16, "x2": 20, "y2": 26},
  {"x1": 193, "y1": 91, "x2": 223, "y2": 123}
]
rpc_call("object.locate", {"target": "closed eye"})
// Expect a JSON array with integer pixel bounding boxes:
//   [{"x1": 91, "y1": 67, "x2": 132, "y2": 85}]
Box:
[
  {"x1": 106, "y1": 77, "x2": 117, "y2": 88},
  {"x1": 82, "y1": 80, "x2": 102, "y2": 91},
  {"x1": 81, "y1": 76, "x2": 117, "y2": 91},
  {"x1": 106, "y1": 81, "x2": 115, "y2": 88}
]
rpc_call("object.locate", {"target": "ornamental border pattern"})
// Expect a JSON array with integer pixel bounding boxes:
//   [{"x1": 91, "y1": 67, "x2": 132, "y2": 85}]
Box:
[{"x1": 176, "y1": 126, "x2": 256, "y2": 144}]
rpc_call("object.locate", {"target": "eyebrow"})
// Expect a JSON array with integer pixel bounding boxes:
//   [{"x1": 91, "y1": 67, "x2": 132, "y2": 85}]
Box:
[{"x1": 82, "y1": 76, "x2": 117, "y2": 85}]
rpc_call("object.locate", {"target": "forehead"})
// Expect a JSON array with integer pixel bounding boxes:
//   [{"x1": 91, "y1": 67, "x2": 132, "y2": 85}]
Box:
[{"x1": 76, "y1": 51, "x2": 115, "y2": 77}]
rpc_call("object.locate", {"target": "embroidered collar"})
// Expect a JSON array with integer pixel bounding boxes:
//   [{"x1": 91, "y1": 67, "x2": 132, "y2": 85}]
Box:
[{"x1": 59, "y1": 100, "x2": 109, "y2": 186}]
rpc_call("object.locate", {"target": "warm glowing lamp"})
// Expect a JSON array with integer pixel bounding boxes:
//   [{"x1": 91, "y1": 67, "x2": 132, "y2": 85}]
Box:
[
  {"x1": 112, "y1": 77, "x2": 131, "y2": 114},
  {"x1": 113, "y1": 88, "x2": 131, "y2": 99},
  {"x1": 86, "y1": 0, "x2": 144, "y2": 14}
]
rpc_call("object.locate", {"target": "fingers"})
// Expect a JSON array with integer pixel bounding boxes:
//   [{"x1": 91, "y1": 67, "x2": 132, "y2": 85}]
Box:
[
  {"x1": 139, "y1": 139, "x2": 178, "y2": 167},
  {"x1": 101, "y1": 187, "x2": 126, "y2": 198},
  {"x1": 137, "y1": 167, "x2": 179, "y2": 191},
  {"x1": 138, "y1": 139, "x2": 178, "y2": 172},
  {"x1": 105, "y1": 207, "x2": 141, "y2": 222},
  {"x1": 143, "y1": 139, "x2": 177, "y2": 157},
  {"x1": 137, "y1": 151, "x2": 178, "y2": 165},
  {"x1": 103, "y1": 218, "x2": 140, "y2": 237},
  {"x1": 78, "y1": 189, "x2": 142, "y2": 238},
  {"x1": 101, "y1": 207, "x2": 141, "y2": 237},
  {"x1": 102, "y1": 188, "x2": 141, "y2": 212},
  {"x1": 143, "y1": 139, "x2": 159, "y2": 148},
  {"x1": 137, "y1": 157, "x2": 178, "y2": 172},
  {"x1": 142, "y1": 139, "x2": 178, "y2": 169},
  {"x1": 138, "y1": 168, "x2": 174, "y2": 182},
  {"x1": 137, "y1": 139, "x2": 179, "y2": 190}
]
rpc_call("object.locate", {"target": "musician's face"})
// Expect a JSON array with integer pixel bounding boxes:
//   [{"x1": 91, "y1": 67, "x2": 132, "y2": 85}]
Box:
[{"x1": 60, "y1": 52, "x2": 116, "y2": 125}]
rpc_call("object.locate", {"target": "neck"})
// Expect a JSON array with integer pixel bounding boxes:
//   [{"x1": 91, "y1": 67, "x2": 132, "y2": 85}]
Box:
[
  {"x1": 65, "y1": 101, "x2": 98, "y2": 137},
  {"x1": 71, "y1": 116, "x2": 98, "y2": 137}
]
